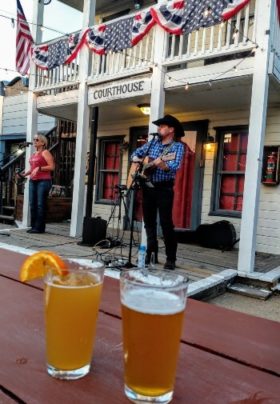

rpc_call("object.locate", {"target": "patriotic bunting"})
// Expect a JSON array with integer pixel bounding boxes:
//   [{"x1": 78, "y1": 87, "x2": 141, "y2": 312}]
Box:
[
  {"x1": 31, "y1": 0, "x2": 252, "y2": 70},
  {"x1": 132, "y1": 9, "x2": 155, "y2": 46},
  {"x1": 104, "y1": 17, "x2": 134, "y2": 53},
  {"x1": 182, "y1": 0, "x2": 227, "y2": 34},
  {"x1": 65, "y1": 28, "x2": 89, "y2": 63},
  {"x1": 32, "y1": 45, "x2": 49, "y2": 70},
  {"x1": 48, "y1": 39, "x2": 69, "y2": 69},
  {"x1": 150, "y1": 1, "x2": 186, "y2": 35},
  {"x1": 86, "y1": 25, "x2": 106, "y2": 55},
  {"x1": 32, "y1": 29, "x2": 88, "y2": 70},
  {"x1": 222, "y1": 0, "x2": 251, "y2": 21}
]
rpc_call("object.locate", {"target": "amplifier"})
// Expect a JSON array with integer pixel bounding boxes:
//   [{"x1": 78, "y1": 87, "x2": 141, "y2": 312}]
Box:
[{"x1": 79, "y1": 216, "x2": 107, "y2": 246}]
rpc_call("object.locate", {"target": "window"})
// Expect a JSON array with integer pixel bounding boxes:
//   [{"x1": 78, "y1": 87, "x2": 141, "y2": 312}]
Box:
[
  {"x1": 212, "y1": 127, "x2": 248, "y2": 217},
  {"x1": 96, "y1": 137, "x2": 122, "y2": 203}
]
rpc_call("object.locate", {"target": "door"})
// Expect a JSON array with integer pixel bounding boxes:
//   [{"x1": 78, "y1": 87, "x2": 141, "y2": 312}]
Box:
[{"x1": 173, "y1": 120, "x2": 208, "y2": 230}]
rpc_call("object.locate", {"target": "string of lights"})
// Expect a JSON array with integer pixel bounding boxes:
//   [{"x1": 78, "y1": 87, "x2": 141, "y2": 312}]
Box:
[{"x1": 0, "y1": 12, "x2": 68, "y2": 36}]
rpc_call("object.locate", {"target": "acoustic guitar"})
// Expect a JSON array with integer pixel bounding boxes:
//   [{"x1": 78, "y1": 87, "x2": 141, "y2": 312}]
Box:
[{"x1": 127, "y1": 153, "x2": 176, "y2": 189}]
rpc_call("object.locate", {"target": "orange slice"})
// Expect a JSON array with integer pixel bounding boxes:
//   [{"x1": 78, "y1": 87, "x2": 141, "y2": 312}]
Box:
[{"x1": 19, "y1": 250, "x2": 67, "y2": 282}]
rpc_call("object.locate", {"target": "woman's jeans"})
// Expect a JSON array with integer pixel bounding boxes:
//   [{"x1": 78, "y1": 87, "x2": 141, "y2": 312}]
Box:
[{"x1": 29, "y1": 180, "x2": 52, "y2": 232}]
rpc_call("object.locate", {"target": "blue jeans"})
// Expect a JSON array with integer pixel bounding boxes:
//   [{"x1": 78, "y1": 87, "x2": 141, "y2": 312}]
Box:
[{"x1": 29, "y1": 180, "x2": 52, "y2": 232}]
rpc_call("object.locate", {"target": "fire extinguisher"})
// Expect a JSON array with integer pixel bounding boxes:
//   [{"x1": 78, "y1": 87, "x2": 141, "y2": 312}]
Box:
[{"x1": 264, "y1": 152, "x2": 277, "y2": 183}]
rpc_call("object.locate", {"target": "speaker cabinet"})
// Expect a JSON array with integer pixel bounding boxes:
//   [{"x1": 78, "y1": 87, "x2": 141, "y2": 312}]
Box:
[{"x1": 79, "y1": 217, "x2": 107, "y2": 246}]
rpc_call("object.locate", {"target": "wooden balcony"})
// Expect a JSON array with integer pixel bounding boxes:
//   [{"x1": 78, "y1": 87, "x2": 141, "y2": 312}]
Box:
[{"x1": 33, "y1": 1, "x2": 269, "y2": 95}]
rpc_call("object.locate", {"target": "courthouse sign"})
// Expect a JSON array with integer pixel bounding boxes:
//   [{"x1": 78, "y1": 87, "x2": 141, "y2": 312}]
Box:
[{"x1": 88, "y1": 78, "x2": 151, "y2": 105}]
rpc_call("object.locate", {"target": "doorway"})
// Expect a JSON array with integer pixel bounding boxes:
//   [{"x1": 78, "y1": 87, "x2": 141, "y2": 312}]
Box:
[{"x1": 173, "y1": 120, "x2": 208, "y2": 230}]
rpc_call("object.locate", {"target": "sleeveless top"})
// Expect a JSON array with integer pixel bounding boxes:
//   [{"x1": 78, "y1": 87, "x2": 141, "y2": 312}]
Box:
[{"x1": 29, "y1": 151, "x2": 52, "y2": 181}]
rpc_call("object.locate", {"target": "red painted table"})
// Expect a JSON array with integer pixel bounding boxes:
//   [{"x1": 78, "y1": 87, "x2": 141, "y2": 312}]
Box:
[{"x1": 1, "y1": 248, "x2": 280, "y2": 403}]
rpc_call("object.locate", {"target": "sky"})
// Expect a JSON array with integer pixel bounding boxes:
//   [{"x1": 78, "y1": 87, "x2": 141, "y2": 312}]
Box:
[{"x1": 0, "y1": 0, "x2": 83, "y2": 82}]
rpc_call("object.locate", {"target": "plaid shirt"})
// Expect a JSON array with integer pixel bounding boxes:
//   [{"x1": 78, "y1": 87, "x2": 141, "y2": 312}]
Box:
[{"x1": 131, "y1": 138, "x2": 185, "y2": 183}]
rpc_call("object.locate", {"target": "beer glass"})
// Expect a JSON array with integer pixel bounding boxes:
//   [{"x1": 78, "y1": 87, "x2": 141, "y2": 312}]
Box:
[
  {"x1": 44, "y1": 261, "x2": 104, "y2": 380},
  {"x1": 120, "y1": 269, "x2": 188, "y2": 403}
]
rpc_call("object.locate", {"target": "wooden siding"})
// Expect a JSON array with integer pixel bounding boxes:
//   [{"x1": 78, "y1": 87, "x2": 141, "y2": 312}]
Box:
[
  {"x1": 258, "y1": 107, "x2": 280, "y2": 254},
  {"x1": 1, "y1": 94, "x2": 55, "y2": 135},
  {"x1": 91, "y1": 107, "x2": 280, "y2": 255}
]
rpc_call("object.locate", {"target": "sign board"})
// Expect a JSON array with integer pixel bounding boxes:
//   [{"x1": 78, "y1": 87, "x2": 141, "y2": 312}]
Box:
[{"x1": 88, "y1": 78, "x2": 151, "y2": 105}]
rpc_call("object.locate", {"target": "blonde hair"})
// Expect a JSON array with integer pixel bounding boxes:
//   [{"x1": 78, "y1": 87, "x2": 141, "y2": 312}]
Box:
[{"x1": 36, "y1": 134, "x2": 48, "y2": 148}]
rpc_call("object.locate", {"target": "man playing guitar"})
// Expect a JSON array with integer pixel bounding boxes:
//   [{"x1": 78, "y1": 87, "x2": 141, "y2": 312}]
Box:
[{"x1": 130, "y1": 114, "x2": 185, "y2": 270}]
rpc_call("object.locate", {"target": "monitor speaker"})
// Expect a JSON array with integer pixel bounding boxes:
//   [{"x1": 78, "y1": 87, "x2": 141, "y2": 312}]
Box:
[{"x1": 79, "y1": 216, "x2": 107, "y2": 246}]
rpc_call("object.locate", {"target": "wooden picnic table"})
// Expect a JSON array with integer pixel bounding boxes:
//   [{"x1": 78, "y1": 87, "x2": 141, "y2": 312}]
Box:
[{"x1": 1, "y1": 248, "x2": 280, "y2": 403}]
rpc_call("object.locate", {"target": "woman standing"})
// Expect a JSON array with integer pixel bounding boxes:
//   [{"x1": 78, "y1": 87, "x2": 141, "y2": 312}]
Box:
[{"x1": 20, "y1": 134, "x2": 55, "y2": 233}]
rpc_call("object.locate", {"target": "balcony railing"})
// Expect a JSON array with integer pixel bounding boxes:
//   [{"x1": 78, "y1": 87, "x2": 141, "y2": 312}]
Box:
[
  {"x1": 34, "y1": 53, "x2": 80, "y2": 93},
  {"x1": 163, "y1": 0, "x2": 256, "y2": 67},
  {"x1": 33, "y1": 0, "x2": 262, "y2": 92},
  {"x1": 88, "y1": 29, "x2": 155, "y2": 83}
]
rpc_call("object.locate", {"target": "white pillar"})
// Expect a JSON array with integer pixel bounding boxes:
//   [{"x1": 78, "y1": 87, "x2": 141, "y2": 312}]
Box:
[
  {"x1": 22, "y1": 2, "x2": 44, "y2": 227},
  {"x1": 140, "y1": 9, "x2": 167, "y2": 247},
  {"x1": 149, "y1": 0, "x2": 166, "y2": 132},
  {"x1": 237, "y1": 0, "x2": 273, "y2": 273},
  {"x1": 70, "y1": 0, "x2": 96, "y2": 237}
]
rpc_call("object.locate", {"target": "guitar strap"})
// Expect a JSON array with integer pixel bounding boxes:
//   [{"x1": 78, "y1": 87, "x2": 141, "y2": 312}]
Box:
[{"x1": 159, "y1": 142, "x2": 174, "y2": 158}]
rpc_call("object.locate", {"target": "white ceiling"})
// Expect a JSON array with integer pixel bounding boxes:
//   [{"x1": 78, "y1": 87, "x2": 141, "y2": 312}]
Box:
[{"x1": 58, "y1": 0, "x2": 156, "y2": 14}]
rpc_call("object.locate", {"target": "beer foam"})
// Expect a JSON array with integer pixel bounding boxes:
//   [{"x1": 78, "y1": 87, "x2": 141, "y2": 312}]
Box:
[
  {"x1": 128, "y1": 271, "x2": 185, "y2": 288},
  {"x1": 46, "y1": 272, "x2": 100, "y2": 288},
  {"x1": 122, "y1": 289, "x2": 185, "y2": 315}
]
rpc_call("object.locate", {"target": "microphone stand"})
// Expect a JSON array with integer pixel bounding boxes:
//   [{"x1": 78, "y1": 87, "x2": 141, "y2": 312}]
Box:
[{"x1": 124, "y1": 133, "x2": 159, "y2": 268}]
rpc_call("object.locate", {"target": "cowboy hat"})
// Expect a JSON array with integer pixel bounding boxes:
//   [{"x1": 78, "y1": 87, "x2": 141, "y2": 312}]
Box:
[{"x1": 152, "y1": 114, "x2": 185, "y2": 138}]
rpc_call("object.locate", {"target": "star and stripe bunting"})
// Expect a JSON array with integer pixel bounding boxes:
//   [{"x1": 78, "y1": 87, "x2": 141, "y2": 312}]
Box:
[
  {"x1": 86, "y1": 25, "x2": 106, "y2": 55},
  {"x1": 182, "y1": 0, "x2": 226, "y2": 34},
  {"x1": 32, "y1": 28, "x2": 89, "y2": 69},
  {"x1": 16, "y1": 0, "x2": 34, "y2": 75},
  {"x1": 30, "y1": 0, "x2": 252, "y2": 71},
  {"x1": 222, "y1": 0, "x2": 251, "y2": 21},
  {"x1": 131, "y1": 9, "x2": 156, "y2": 46},
  {"x1": 65, "y1": 28, "x2": 89, "y2": 63},
  {"x1": 150, "y1": 1, "x2": 251, "y2": 35},
  {"x1": 150, "y1": 0, "x2": 186, "y2": 35}
]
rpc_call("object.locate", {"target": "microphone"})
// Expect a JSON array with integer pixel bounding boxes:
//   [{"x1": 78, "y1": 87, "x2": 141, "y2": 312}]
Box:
[
  {"x1": 149, "y1": 132, "x2": 159, "y2": 138},
  {"x1": 18, "y1": 141, "x2": 33, "y2": 149}
]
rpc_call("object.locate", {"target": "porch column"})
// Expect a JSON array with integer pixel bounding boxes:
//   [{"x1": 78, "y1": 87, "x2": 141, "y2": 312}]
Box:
[
  {"x1": 149, "y1": 0, "x2": 166, "y2": 131},
  {"x1": 22, "y1": 2, "x2": 44, "y2": 227},
  {"x1": 237, "y1": 0, "x2": 273, "y2": 273},
  {"x1": 139, "y1": 3, "x2": 167, "y2": 247},
  {"x1": 70, "y1": 0, "x2": 96, "y2": 237}
]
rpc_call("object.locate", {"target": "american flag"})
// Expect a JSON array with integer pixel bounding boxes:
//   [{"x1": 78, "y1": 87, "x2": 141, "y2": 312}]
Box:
[{"x1": 16, "y1": 0, "x2": 33, "y2": 75}]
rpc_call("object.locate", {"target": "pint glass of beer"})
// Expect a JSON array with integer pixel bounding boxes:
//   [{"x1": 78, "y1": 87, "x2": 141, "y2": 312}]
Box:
[
  {"x1": 44, "y1": 261, "x2": 104, "y2": 380},
  {"x1": 120, "y1": 270, "x2": 188, "y2": 403}
]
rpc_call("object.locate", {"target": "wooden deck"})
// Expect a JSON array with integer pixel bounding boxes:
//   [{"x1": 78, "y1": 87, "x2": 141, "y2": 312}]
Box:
[{"x1": 0, "y1": 221, "x2": 279, "y2": 297}]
